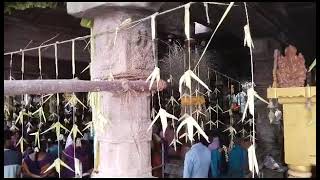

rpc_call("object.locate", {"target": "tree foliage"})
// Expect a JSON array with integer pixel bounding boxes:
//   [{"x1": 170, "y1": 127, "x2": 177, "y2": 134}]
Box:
[{"x1": 4, "y1": 2, "x2": 59, "y2": 14}]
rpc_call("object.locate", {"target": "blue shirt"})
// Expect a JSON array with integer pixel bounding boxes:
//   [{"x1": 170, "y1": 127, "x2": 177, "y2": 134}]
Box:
[
  {"x1": 210, "y1": 149, "x2": 222, "y2": 177},
  {"x1": 227, "y1": 144, "x2": 248, "y2": 178},
  {"x1": 183, "y1": 143, "x2": 211, "y2": 178},
  {"x1": 48, "y1": 144, "x2": 60, "y2": 159}
]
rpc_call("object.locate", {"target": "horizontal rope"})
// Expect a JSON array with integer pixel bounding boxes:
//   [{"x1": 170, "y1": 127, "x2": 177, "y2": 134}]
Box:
[
  {"x1": 4, "y1": 2, "x2": 236, "y2": 56},
  {"x1": 208, "y1": 67, "x2": 241, "y2": 84}
]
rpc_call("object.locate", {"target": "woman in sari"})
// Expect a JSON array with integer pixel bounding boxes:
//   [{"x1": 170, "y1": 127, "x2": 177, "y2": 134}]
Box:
[
  {"x1": 61, "y1": 137, "x2": 92, "y2": 178},
  {"x1": 21, "y1": 140, "x2": 55, "y2": 178}
]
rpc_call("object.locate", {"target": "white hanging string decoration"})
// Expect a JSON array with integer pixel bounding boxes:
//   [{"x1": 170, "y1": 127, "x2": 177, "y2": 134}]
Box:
[
  {"x1": 177, "y1": 114, "x2": 209, "y2": 143},
  {"x1": 178, "y1": 3, "x2": 211, "y2": 143},
  {"x1": 223, "y1": 78, "x2": 236, "y2": 149},
  {"x1": 26, "y1": 121, "x2": 33, "y2": 133},
  {"x1": 204, "y1": 3, "x2": 210, "y2": 24},
  {"x1": 206, "y1": 67, "x2": 211, "y2": 96},
  {"x1": 4, "y1": 2, "x2": 237, "y2": 57},
  {"x1": 21, "y1": 49, "x2": 24, "y2": 80},
  {"x1": 206, "y1": 105, "x2": 216, "y2": 130},
  {"x1": 165, "y1": 47, "x2": 181, "y2": 152},
  {"x1": 180, "y1": 3, "x2": 211, "y2": 96},
  {"x1": 2, "y1": 2, "x2": 246, "y2": 174},
  {"x1": 243, "y1": 2, "x2": 269, "y2": 177},
  {"x1": 212, "y1": 73, "x2": 224, "y2": 128},
  {"x1": 193, "y1": 2, "x2": 234, "y2": 71},
  {"x1": 38, "y1": 47, "x2": 42, "y2": 78},
  {"x1": 55, "y1": 42, "x2": 59, "y2": 79},
  {"x1": 9, "y1": 53, "x2": 14, "y2": 80},
  {"x1": 222, "y1": 125, "x2": 236, "y2": 148},
  {"x1": 146, "y1": 12, "x2": 178, "y2": 137},
  {"x1": 205, "y1": 67, "x2": 215, "y2": 130},
  {"x1": 15, "y1": 50, "x2": 27, "y2": 154},
  {"x1": 72, "y1": 40, "x2": 76, "y2": 79},
  {"x1": 214, "y1": 99, "x2": 225, "y2": 128}
]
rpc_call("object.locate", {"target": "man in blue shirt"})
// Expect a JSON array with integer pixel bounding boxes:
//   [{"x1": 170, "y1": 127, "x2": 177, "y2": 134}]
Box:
[
  {"x1": 227, "y1": 137, "x2": 249, "y2": 178},
  {"x1": 183, "y1": 135, "x2": 211, "y2": 178}
]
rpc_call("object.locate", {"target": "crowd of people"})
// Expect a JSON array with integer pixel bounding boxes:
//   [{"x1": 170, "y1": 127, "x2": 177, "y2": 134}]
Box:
[
  {"x1": 4, "y1": 128, "x2": 94, "y2": 178},
  {"x1": 150, "y1": 121, "x2": 252, "y2": 178}
]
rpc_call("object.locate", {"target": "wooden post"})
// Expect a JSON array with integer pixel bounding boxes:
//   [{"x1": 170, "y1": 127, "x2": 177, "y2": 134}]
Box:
[{"x1": 4, "y1": 79, "x2": 167, "y2": 96}]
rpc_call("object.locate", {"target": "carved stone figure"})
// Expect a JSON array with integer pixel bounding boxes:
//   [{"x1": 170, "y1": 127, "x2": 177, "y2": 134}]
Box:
[{"x1": 275, "y1": 45, "x2": 307, "y2": 87}]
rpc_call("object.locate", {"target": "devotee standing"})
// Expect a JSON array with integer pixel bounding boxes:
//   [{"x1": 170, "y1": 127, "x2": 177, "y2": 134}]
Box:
[
  {"x1": 4, "y1": 130, "x2": 22, "y2": 178},
  {"x1": 227, "y1": 137, "x2": 248, "y2": 178},
  {"x1": 21, "y1": 140, "x2": 55, "y2": 178},
  {"x1": 209, "y1": 136, "x2": 222, "y2": 178},
  {"x1": 183, "y1": 136, "x2": 211, "y2": 178}
]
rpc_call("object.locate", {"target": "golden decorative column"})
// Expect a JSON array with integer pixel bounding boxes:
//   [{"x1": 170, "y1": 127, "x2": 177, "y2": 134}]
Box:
[{"x1": 267, "y1": 86, "x2": 316, "y2": 178}]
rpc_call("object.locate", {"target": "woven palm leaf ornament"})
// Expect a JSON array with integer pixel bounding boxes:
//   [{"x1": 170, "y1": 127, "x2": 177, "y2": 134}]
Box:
[
  {"x1": 165, "y1": 45, "x2": 181, "y2": 152},
  {"x1": 245, "y1": 118, "x2": 257, "y2": 142},
  {"x1": 223, "y1": 78, "x2": 236, "y2": 148},
  {"x1": 30, "y1": 130, "x2": 41, "y2": 149},
  {"x1": 205, "y1": 68, "x2": 216, "y2": 130},
  {"x1": 192, "y1": 65, "x2": 207, "y2": 141},
  {"x1": 213, "y1": 72, "x2": 220, "y2": 97},
  {"x1": 44, "y1": 158, "x2": 74, "y2": 177},
  {"x1": 243, "y1": 2, "x2": 270, "y2": 177},
  {"x1": 30, "y1": 47, "x2": 47, "y2": 149},
  {"x1": 39, "y1": 46, "x2": 71, "y2": 177},
  {"x1": 16, "y1": 136, "x2": 28, "y2": 154},
  {"x1": 71, "y1": 39, "x2": 79, "y2": 177},
  {"x1": 146, "y1": 12, "x2": 178, "y2": 137},
  {"x1": 223, "y1": 125, "x2": 237, "y2": 149},
  {"x1": 10, "y1": 121, "x2": 19, "y2": 131},
  {"x1": 238, "y1": 128, "x2": 247, "y2": 138},
  {"x1": 86, "y1": 92, "x2": 112, "y2": 173},
  {"x1": 26, "y1": 121, "x2": 33, "y2": 133},
  {"x1": 165, "y1": 61, "x2": 179, "y2": 109},
  {"x1": 14, "y1": 50, "x2": 31, "y2": 154},
  {"x1": 85, "y1": 28, "x2": 110, "y2": 172},
  {"x1": 176, "y1": 3, "x2": 211, "y2": 143},
  {"x1": 212, "y1": 72, "x2": 225, "y2": 129},
  {"x1": 179, "y1": 3, "x2": 212, "y2": 95}
]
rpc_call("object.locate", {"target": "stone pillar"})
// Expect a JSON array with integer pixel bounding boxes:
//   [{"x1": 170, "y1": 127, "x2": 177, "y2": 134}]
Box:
[
  {"x1": 252, "y1": 38, "x2": 282, "y2": 99},
  {"x1": 252, "y1": 38, "x2": 285, "y2": 173},
  {"x1": 67, "y1": 2, "x2": 164, "y2": 177}
]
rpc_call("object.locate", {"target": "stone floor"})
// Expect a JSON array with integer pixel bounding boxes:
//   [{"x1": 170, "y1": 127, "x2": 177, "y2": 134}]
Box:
[{"x1": 260, "y1": 168, "x2": 285, "y2": 178}]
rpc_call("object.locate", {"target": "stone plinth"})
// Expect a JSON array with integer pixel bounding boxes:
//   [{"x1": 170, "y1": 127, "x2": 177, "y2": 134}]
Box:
[
  {"x1": 267, "y1": 87, "x2": 316, "y2": 178},
  {"x1": 67, "y1": 2, "x2": 164, "y2": 18}
]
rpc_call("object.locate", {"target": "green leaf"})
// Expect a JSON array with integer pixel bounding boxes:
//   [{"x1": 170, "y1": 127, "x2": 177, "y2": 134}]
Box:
[{"x1": 80, "y1": 18, "x2": 94, "y2": 28}]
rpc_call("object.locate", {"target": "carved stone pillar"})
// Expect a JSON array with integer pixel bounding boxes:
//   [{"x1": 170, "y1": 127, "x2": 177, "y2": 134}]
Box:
[{"x1": 67, "y1": 3, "x2": 164, "y2": 177}]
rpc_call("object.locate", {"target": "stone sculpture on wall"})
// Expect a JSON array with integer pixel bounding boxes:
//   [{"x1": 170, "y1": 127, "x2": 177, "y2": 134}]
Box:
[{"x1": 274, "y1": 45, "x2": 307, "y2": 88}]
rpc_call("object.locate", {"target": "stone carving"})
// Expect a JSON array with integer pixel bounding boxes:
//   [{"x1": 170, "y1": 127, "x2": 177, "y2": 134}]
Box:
[
  {"x1": 275, "y1": 45, "x2": 307, "y2": 88},
  {"x1": 129, "y1": 28, "x2": 154, "y2": 71}
]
